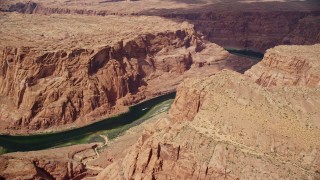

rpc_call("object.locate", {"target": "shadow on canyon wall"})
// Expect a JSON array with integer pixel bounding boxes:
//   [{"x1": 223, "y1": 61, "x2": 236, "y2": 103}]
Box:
[
  {"x1": 1, "y1": 0, "x2": 319, "y2": 51},
  {"x1": 140, "y1": 0, "x2": 320, "y2": 15},
  {"x1": 139, "y1": 0, "x2": 320, "y2": 52}
]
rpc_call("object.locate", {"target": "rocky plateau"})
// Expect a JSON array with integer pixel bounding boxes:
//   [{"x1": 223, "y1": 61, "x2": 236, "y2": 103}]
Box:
[{"x1": 1, "y1": 0, "x2": 320, "y2": 51}]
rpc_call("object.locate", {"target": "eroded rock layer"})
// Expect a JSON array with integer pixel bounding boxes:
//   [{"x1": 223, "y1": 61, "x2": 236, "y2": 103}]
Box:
[
  {"x1": 0, "y1": 144, "x2": 97, "y2": 179},
  {"x1": 97, "y1": 70, "x2": 320, "y2": 179},
  {"x1": 192, "y1": 12, "x2": 320, "y2": 52},
  {"x1": 245, "y1": 44, "x2": 320, "y2": 87},
  {"x1": 0, "y1": 13, "x2": 255, "y2": 134},
  {"x1": 1, "y1": 0, "x2": 319, "y2": 51}
]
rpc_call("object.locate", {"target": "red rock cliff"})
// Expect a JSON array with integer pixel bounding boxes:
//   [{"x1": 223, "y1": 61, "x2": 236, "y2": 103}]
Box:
[
  {"x1": 97, "y1": 70, "x2": 320, "y2": 179},
  {"x1": 245, "y1": 44, "x2": 320, "y2": 87},
  {"x1": 0, "y1": 29, "x2": 191, "y2": 132},
  {"x1": 0, "y1": 13, "x2": 256, "y2": 134}
]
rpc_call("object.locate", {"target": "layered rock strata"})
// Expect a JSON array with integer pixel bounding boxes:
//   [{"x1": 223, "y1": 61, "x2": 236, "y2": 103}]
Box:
[
  {"x1": 0, "y1": 13, "x2": 255, "y2": 134},
  {"x1": 1, "y1": 0, "x2": 319, "y2": 51},
  {"x1": 0, "y1": 144, "x2": 97, "y2": 179},
  {"x1": 97, "y1": 70, "x2": 320, "y2": 179},
  {"x1": 245, "y1": 44, "x2": 320, "y2": 87}
]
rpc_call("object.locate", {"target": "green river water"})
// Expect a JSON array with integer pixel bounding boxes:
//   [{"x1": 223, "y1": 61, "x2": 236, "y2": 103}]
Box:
[
  {"x1": 0, "y1": 93, "x2": 175, "y2": 155},
  {"x1": 0, "y1": 49, "x2": 264, "y2": 155}
]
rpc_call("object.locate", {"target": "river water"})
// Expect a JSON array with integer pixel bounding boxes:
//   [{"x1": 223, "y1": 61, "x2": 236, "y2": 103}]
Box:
[
  {"x1": 0, "y1": 49, "x2": 264, "y2": 155},
  {"x1": 0, "y1": 93, "x2": 176, "y2": 154}
]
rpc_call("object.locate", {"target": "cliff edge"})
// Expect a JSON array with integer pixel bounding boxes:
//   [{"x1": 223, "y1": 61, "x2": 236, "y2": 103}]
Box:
[
  {"x1": 98, "y1": 69, "x2": 320, "y2": 179},
  {"x1": 245, "y1": 44, "x2": 320, "y2": 87}
]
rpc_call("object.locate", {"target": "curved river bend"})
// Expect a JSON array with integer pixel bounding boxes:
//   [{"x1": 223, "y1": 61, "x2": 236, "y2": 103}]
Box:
[
  {"x1": 0, "y1": 49, "x2": 264, "y2": 155},
  {"x1": 0, "y1": 93, "x2": 176, "y2": 154}
]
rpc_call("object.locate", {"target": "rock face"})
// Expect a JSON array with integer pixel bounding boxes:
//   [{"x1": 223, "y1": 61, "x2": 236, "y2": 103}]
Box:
[
  {"x1": 97, "y1": 70, "x2": 320, "y2": 179},
  {"x1": 190, "y1": 12, "x2": 320, "y2": 52},
  {"x1": 5, "y1": 1, "x2": 39, "y2": 14},
  {"x1": 0, "y1": 44, "x2": 145, "y2": 131},
  {"x1": 0, "y1": 13, "x2": 255, "y2": 134},
  {"x1": 0, "y1": 144, "x2": 97, "y2": 179},
  {"x1": 245, "y1": 44, "x2": 320, "y2": 87},
  {"x1": 1, "y1": 0, "x2": 319, "y2": 51}
]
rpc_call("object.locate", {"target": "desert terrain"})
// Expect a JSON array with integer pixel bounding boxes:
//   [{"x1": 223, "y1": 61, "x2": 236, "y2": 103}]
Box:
[
  {"x1": 0, "y1": 0, "x2": 320, "y2": 179},
  {"x1": 1, "y1": 0, "x2": 319, "y2": 51}
]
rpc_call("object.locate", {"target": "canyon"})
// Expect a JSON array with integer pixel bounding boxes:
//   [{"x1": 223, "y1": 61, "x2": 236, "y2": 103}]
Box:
[
  {"x1": 95, "y1": 44, "x2": 320, "y2": 179},
  {"x1": 0, "y1": 12, "x2": 255, "y2": 134},
  {"x1": 1, "y1": 44, "x2": 319, "y2": 179},
  {"x1": 0, "y1": 0, "x2": 319, "y2": 179},
  {"x1": 97, "y1": 70, "x2": 320, "y2": 179}
]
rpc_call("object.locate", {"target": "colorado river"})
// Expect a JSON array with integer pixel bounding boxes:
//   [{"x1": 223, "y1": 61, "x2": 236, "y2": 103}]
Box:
[
  {"x1": 225, "y1": 48, "x2": 264, "y2": 60},
  {"x1": 0, "y1": 93, "x2": 176, "y2": 155},
  {"x1": 0, "y1": 50, "x2": 263, "y2": 155}
]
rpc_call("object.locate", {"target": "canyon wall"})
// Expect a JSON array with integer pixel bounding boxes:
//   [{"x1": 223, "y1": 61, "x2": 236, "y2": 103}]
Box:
[
  {"x1": 94, "y1": 44, "x2": 320, "y2": 179},
  {"x1": 97, "y1": 69, "x2": 320, "y2": 179},
  {"x1": 0, "y1": 14, "x2": 255, "y2": 134},
  {"x1": 0, "y1": 28, "x2": 192, "y2": 132},
  {"x1": 245, "y1": 44, "x2": 320, "y2": 87},
  {"x1": 0, "y1": 144, "x2": 97, "y2": 179},
  {"x1": 1, "y1": 1, "x2": 320, "y2": 52},
  {"x1": 188, "y1": 12, "x2": 320, "y2": 52},
  {"x1": 3, "y1": 67, "x2": 320, "y2": 179}
]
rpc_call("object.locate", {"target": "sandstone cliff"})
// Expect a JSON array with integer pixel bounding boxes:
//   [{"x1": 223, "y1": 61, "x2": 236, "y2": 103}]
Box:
[
  {"x1": 97, "y1": 70, "x2": 320, "y2": 179},
  {"x1": 190, "y1": 12, "x2": 320, "y2": 52},
  {"x1": 1, "y1": 0, "x2": 319, "y2": 51},
  {"x1": 245, "y1": 44, "x2": 320, "y2": 87},
  {"x1": 3, "y1": 69, "x2": 320, "y2": 179},
  {"x1": 0, "y1": 13, "x2": 255, "y2": 134},
  {"x1": 0, "y1": 144, "x2": 97, "y2": 179}
]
